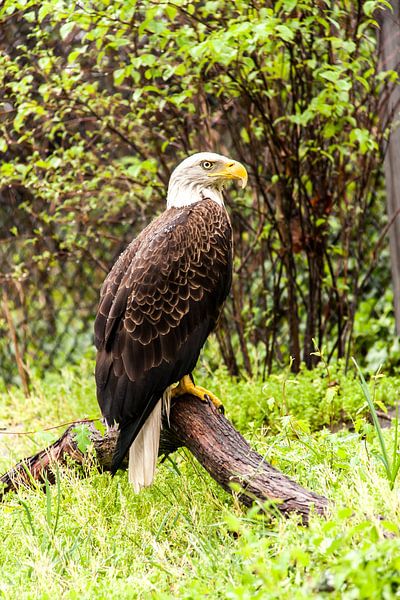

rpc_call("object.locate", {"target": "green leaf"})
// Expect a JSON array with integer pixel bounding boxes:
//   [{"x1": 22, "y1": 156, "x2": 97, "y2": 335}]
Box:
[
  {"x1": 60, "y1": 21, "x2": 75, "y2": 41},
  {"x1": 363, "y1": 1, "x2": 381, "y2": 17},
  {"x1": 276, "y1": 24, "x2": 295, "y2": 42},
  {"x1": 114, "y1": 67, "x2": 128, "y2": 85},
  {"x1": 73, "y1": 424, "x2": 92, "y2": 454},
  {"x1": 165, "y1": 5, "x2": 177, "y2": 20},
  {"x1": 319, "y1": 69, "x2": 341, "y2": 83},
  {"x1": 38, "y1": 2, "x2": 55, "y2": 22}
]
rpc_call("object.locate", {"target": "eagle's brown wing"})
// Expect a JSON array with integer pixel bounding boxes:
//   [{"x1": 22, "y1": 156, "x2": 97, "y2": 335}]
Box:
[{"x1": 94, "y1": 199, "x2": 232, "y2": 472}]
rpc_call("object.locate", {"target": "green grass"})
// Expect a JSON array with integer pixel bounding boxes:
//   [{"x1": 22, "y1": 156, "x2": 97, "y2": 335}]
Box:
[
  {"x1": 352, "y1": 359, "x2": 400, "y2": 491},
  {"x1": 1, "y1": 356, "x2": 400, "y2": 599}
]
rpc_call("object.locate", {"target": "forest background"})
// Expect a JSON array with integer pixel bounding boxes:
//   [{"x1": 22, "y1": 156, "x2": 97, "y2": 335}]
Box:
[{"x1": 1, "y1": 0, "x2": 400, "y2": 393}]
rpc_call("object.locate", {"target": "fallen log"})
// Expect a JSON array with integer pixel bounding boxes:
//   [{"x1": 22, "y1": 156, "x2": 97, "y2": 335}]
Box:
[{"x1": 0, "y1": 395, "x2": 329, "y2": 524}]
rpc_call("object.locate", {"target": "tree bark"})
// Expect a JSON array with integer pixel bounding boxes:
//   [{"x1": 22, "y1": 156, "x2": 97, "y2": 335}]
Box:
[
  {"x1": 378, "y1": 1, "x2": 400, "y2": 333},
  {"x1": 0, "y1": 396, "x2": 329, "y2": 524}
]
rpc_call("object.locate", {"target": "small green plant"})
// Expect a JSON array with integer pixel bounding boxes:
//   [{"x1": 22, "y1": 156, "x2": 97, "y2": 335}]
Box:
[
  {"x1": 72, "y1": 424, "x2": 93, "y2": 454},
  {"x1": 352, "y1": 358, "x2": 400, "y2": 489}
]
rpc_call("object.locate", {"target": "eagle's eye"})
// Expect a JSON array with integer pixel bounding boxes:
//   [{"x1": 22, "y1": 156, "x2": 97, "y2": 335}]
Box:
[{"x1": 201, "y1": 160, "x2": 214, "y2": 170}]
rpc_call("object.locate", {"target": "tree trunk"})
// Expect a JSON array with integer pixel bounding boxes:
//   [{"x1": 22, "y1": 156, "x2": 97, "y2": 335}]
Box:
[
  {"x1": 1, "y1": 396, "x2": 329, "y2": 525},
  {"x1": 378, "y1": 2, "x2": 400, "y2": 333}
]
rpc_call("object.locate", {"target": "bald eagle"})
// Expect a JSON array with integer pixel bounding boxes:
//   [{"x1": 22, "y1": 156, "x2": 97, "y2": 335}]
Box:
[{"x1": 94, "y1": 152, "x2": 248, "y2": 491}]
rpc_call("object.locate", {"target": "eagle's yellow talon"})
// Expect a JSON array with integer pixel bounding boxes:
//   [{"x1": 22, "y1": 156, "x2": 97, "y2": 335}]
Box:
[{"x1": 171, "y1": 375, "x2": 224, "y2": 411}]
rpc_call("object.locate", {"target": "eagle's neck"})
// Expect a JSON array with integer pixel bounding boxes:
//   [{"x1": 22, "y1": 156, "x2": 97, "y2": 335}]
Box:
[{"x1": 166, "y1": 180, "x2": 224, "y2": 209}]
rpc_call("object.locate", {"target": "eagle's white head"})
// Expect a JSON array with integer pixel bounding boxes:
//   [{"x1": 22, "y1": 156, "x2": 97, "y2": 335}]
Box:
[{"x1": 166, "y1": 152, "x2": 248, "y2": 209}]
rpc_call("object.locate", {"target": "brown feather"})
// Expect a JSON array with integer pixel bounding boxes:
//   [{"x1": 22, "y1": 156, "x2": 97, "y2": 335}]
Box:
[{"x1": 95, "y1": 199, "x2": 232, "y2": 471}]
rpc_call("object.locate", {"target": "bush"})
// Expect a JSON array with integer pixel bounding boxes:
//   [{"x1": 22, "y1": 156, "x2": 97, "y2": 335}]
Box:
[{"x1": 0, "y1": 0, "x2": 396, "y2": 386}]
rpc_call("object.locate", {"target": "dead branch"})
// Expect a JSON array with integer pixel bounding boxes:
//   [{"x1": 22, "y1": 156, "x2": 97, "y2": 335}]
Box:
[{"x1": 0, "y1": 395, "x2": 329, "y2": 524}]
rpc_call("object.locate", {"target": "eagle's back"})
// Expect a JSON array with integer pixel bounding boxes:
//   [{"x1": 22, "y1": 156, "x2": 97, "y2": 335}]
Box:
[{"x1": 94, "y1": 199, "x2": 232, "y2": 471}]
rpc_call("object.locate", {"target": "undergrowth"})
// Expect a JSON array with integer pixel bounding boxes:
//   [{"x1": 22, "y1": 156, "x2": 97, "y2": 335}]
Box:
[{"x1": 1, "y1": 357, "x2": 400, "y2": 599}]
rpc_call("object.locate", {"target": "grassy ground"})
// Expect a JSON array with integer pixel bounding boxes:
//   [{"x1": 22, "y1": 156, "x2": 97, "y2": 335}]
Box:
[{"x1": 1, "y1": 356, "x2": 400, "y2": 599}]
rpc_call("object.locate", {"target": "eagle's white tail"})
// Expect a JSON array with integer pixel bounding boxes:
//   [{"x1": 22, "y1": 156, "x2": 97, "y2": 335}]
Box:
[{"x1": 128, "y1": 399, "x2": 162, "y2": 492}]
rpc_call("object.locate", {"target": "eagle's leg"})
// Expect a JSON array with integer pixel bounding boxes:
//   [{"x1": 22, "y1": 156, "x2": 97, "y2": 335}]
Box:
[{"x1": 171, "y1": 375, "x2": 224, "y2": 411}]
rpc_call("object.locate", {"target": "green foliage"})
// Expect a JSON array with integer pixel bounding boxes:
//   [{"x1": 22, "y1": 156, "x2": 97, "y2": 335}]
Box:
[
  {"x1": 0, "y1": 0, "x2": 397, "y2": 385},
  {"x1": 353, "y1": 287, "x2": 400, "y2": 372},
  {"x1": 1, "y1": 361, "x2": 400, "y2": 598},
  {"x1": 202, "y1": 356, "x2": 400, "y2": 437}
]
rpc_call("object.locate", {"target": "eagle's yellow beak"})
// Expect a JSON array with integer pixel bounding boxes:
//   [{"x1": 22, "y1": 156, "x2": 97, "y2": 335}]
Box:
[{"x1": 209, "y1": 160, "x2": 248, "y2": 189}]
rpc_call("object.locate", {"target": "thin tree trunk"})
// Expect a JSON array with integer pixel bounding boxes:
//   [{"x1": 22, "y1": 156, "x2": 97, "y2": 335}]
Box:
[
  {"x1": 1, "y1": 290, "x2": 30, "y2": 396},
  {"x1": 378, "y1": 1, "x2": 400, "y2": 333}
]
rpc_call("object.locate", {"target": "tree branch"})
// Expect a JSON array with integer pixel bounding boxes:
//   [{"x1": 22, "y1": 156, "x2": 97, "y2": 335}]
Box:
[{"x1": 0, "y1": 395, "x2": 329, "y2": 524}]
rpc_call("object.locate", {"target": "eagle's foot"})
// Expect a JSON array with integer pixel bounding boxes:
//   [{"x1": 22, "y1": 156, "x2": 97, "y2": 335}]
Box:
[{"x1": 172, "y1": 375, "x2": 224, "y2": 413}]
